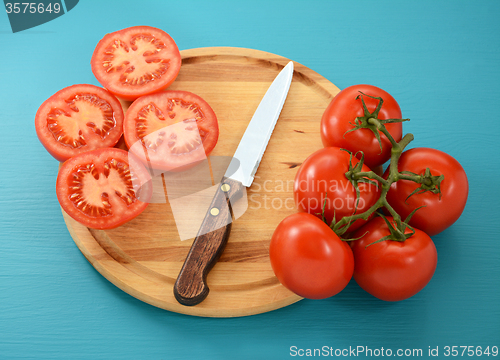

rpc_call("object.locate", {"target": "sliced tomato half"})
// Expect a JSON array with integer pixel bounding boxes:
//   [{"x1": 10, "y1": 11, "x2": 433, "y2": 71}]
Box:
[
  {"x1": 123, "y1": 90, "x2": 219, "y2": 171},
  {"x1": 91, "y1": 26, "x2": 181, "y2": 101},
  {"x1": 35, "y1": 84, "x2": 124, "y2": 162},
  {"x1": 57, "y1": 148, "x2": 152, "y2": 230}
]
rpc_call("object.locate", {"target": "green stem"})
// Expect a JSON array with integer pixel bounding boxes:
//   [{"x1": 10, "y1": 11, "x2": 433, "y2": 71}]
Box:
[
  {"x1": 332, "y1": 196, "x2": 384, "y2": 234},
  {"x1": 398, "y1": 174, "x2": 421, "y2": 182},
  {"x1": 352, "y1": 171, "x2": 388, "y2": 186},
  {"x1": 367, "y1": 117, "x2": 399, "y2": 148},
  {"x1": 381, "y1": 199, "x2": 406, "y2": 239}
]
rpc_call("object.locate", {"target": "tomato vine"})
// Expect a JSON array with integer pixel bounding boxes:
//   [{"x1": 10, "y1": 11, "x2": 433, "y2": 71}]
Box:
[{"x1": 330, "y1": 92, "x2": 445, "y2": 243}]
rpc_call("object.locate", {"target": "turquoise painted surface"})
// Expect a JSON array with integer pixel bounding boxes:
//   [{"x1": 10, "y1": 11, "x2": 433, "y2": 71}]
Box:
[{"x1": 1, "y1": 1, "x2": 499, "y2": 359}]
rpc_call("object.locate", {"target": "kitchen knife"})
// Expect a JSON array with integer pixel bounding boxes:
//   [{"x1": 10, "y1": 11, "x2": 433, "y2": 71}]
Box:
[{"x1": 173, "y1": 61, "x2": 294, "y2": 306}]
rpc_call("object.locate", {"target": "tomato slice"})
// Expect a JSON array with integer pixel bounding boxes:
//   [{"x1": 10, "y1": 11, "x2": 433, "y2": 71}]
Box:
[
  {"x1": 56, "y1": 148, "x2": 152, "y2": 230},
  {"x1": 123, "y1": 90, "x2": 219, "y2": 171},
  {"x1": 35, "y1": 84, "x2": 124, "y2": 162},
  {"x1": 91, "y1": 26, "x2": 181, "y2": 101}
]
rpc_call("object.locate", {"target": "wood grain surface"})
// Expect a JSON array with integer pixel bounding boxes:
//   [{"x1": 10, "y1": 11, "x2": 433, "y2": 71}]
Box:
[{"x1": 61, "y1": 47, "x2": 341, "y2": 317}]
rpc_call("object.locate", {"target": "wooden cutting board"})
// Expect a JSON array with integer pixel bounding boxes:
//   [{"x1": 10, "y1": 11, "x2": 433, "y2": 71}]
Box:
[{"x1": 61, "y1": 47, "x2": 340, "y2": 317}]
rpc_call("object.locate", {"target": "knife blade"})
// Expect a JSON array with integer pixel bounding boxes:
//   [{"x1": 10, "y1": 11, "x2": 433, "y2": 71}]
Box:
[{"x1": 173, "y1": 61, "x2": 294, "y2": 306}]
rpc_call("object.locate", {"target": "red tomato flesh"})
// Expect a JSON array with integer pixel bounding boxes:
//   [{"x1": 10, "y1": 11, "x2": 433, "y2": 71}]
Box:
[
  {"x1": 57, "y1": 148, "x2": 152, "y2": 230},
  {"x1": 35, "y1": 84, "x2": 124, "y2": 162},
  {"x1": 91, "y1": 26, "x2": 181, "y2": 101},
  {"x1": 123, "y1": 90, "x2": 219, "y2": 171}
]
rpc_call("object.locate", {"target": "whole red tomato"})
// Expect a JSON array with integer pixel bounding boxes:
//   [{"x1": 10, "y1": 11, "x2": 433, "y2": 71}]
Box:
[
  {"x1": 385, "y1": 147, "x2": 468, "y2": 236},
  {"x1": 294, "y1": 147, "x2": 380, "y2": 232},
  {"x1": 269, "y1": 213, "x2": 354, "y2": 299},
  {"x1": 351, "y1": 216, "x2": 437, "y2": 301},
  {"x1": 321, "y1": 84, "x2": 403, "y2": 169}
]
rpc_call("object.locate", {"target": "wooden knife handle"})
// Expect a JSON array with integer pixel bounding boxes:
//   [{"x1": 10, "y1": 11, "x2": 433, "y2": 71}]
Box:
[{"x1": 174, "y1": 177, "x2": 244, "y2": 306}]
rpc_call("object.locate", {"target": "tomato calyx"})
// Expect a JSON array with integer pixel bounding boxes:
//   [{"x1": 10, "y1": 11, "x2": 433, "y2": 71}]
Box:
[
  {"x1": 398, "y1": 168, "x2": 444, "y2": 202},
  {"x1": 345, "y1": 92, "x2": 409, "y2": 154},
  {"x1": 365, "y1": 212, "x2": 419, "y2": 246},
  {"x1": 344, "y1": 150, "x2": 379, "y2": 192},
  {"x1": 326, "y1": 150, "x2": 380, "y2": 235}
]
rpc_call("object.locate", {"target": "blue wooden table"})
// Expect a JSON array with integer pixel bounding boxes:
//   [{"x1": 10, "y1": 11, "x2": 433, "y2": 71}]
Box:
[{"x1": 1, "y1": 1, "x2": 499, "y2": 359}]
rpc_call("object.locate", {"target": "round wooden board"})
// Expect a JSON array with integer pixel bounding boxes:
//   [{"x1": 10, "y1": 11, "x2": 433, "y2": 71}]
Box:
[{"x1": 61, "y1": 47, "x2": 341, "y2": 317}]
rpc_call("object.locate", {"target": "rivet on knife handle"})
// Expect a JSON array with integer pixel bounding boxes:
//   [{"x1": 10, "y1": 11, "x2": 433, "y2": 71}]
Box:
[{"x1": 174, "y1": 177, "x2": 244, "y2": 306}]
